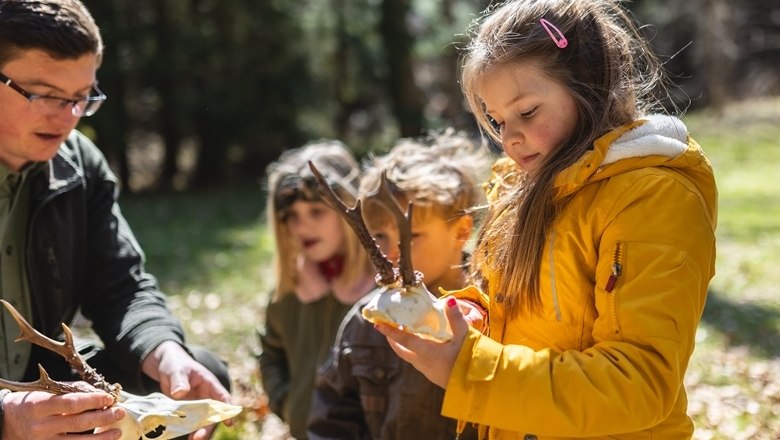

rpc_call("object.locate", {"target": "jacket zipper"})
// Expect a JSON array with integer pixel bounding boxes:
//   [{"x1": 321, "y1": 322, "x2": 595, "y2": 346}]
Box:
[
  {"x1": 605, "y1": 242, "x2": 622, "y2": 293},
  {"x1": 548, "y1": 231, "x2": 562, "y2": 321},
  {"x1": 605, "y1": 242, "x2": 623, "y2": 335},
  {"x1": 27, "y1": 164, "x2": 79, "y2": 334}
]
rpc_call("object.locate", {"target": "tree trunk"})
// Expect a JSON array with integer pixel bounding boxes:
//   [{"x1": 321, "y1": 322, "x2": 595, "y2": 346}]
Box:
[
  {"x1": 380, "y1": 0, "x2": 424, "y2": 137},
  {"x1": 153, "y1": 1, "x2": 183, "y2": 190},
  {"x1": 83, "y1": 0, "x2": 131, "y2": 191}
]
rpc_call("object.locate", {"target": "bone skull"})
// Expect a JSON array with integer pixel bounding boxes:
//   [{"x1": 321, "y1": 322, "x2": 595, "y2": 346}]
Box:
[
  {"x1": 0, "y1": 300, "x2": 241, "y2": 438},
  {"x1": 309, "y1": 163, "x2": 453, "y2": 343},
  {"x1": 96, "y1": 391, "x2": 242, "y2": 440},
  {"x1": 361, "y1": 280, "x2": 452, "y2": 342}
]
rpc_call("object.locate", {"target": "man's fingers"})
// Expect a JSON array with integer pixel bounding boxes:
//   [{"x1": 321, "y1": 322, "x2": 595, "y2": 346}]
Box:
[
  {"x1": 47, "y1": 392, "x2": 116, "y2": 415},
  {"x1": 65, "y1": 406, "x2": 124, "y2": 434},
  {"x1": 169, "y1": 371, "x2": 191, "y2": 398}
]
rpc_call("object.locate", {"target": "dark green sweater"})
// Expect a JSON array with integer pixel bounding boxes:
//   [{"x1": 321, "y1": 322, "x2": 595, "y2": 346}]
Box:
[{"x1": 259, "y1": 292, "x2": 356, "y2": 439}]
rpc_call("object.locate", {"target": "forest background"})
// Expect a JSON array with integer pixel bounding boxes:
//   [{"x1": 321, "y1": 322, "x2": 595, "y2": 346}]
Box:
[
  {"x1": 74, "y1": 0, "x2": 780, "y2": 438},
  {"x1": 79, "y1": 0, "x2": 777, "y2": 192}
]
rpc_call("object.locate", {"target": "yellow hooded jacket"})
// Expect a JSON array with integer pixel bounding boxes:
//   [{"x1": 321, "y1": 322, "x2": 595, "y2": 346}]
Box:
[{"x1": 443, "y1": 116, "x2": 718, "y2": 439}]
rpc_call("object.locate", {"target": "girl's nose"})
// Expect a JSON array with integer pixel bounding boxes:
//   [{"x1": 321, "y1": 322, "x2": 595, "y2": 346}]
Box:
[{"x1": 501, "y1": 124, "x2": 524, "y2": 148}]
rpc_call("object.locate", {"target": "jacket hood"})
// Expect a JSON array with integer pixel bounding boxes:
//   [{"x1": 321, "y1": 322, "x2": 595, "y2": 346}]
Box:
[
  {"x1": 600, "y1": 114, "x2": 688, "y2": 167},
  {"x1": 555, "y1": 115, "x2": 715, "y2": 205}
]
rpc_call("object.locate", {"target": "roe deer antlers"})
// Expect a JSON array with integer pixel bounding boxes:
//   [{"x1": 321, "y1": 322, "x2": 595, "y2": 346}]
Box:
[
  {"x1": 308, "y1": 162, "x2": 419, "y2": 286},
  {"x1": 0, "y1": 299, "x2": 121, "y2": 399},
  {"x1": 308, "y1": 162, "x2": 452, "y2": 342},
  {"x1": 0, "y1": 300, "x2": 243, "y2": 439}
]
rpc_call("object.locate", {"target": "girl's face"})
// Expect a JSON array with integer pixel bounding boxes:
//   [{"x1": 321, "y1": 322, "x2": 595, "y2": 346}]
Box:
[
  {"x1": 369, "y1": 213, "x2": 471, "y2": 291},
  {"x1": 283, "y1": 200, "x2": 346, "y2": 262},
  {"x1": 478, "y1": 60, "x2": 579, "y2": 176}
]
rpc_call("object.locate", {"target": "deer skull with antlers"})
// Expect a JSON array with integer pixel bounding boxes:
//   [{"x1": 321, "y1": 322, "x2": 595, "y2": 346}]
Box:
[
  {"x1": 309, "y1": 162, "x2": 453, "y2": 342},
  {"x1": 0, "y1": 299, "x2": 241, "y2": 439}
]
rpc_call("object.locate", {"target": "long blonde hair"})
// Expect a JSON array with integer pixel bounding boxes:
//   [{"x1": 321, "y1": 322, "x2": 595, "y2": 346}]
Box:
[
  {"x1": 265, "y1": 140, "x2": 373, "y2": 299},
  {"x1": 462, "y1": 0, "x2": 670, "y2": 316}
]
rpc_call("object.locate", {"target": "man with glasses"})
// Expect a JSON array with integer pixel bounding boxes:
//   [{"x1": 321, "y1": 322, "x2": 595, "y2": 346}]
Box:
[{"x1": 0, "y1": 1, "x2": 231, "y2": 438}]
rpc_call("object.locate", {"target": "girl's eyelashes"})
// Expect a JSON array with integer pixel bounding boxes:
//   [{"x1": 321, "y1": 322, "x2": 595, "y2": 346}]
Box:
[
  {"x1": 520, "y1": 106, "x2": 538, "y2": 119},
  {"x1": 485, "y1": 106, "x2": 536, "y2": 131},
  {"x1": 486, "y1": 114, "x2": 503, "y2": 132}
]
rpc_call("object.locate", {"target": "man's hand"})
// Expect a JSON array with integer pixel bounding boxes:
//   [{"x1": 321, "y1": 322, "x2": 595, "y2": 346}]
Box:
[
  {"x1": 2, "y1": 389, "x2": 124, "y2": 439},
  {"x1": 141, "y1": 341, "x2": 233, "y2": 439}
]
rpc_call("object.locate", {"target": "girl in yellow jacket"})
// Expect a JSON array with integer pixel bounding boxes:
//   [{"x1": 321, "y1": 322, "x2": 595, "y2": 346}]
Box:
[{"x1": 375, "y1": 1, "x2": 718, "y2": 439}]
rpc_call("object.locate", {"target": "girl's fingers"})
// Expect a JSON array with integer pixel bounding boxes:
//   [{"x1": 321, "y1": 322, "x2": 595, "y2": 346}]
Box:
[
  {"x1": 374, "y1": 323, "x2": 421, "y2": 361},
  {"x1": 445, "y1": 297, "x2": 470, "y2": 339}
]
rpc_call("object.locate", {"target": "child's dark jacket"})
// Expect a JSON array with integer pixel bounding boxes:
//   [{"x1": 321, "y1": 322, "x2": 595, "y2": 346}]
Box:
[{"x1": 307, "y1": 288, "x2": 477, "y2": 440}]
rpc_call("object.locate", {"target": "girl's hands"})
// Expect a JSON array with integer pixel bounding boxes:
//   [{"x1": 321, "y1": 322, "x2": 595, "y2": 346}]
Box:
[
  {"x1": 456, "y1": 298, "x2": 488, "y2": 332},
  {"x1": 374, "y1": 297, "x2": 469, "y2": 388},
  {"x1": 2, "y1": 389, "x2": 124, "y2": 440}
]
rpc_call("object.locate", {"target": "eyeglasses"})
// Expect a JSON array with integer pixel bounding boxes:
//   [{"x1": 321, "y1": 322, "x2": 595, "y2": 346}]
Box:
[{"x1": 0, "y1": 72, "x2": 106, "y2": 117}]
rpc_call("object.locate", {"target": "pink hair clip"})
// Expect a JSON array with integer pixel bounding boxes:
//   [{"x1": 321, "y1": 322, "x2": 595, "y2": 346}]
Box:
[{"x1": 540, "y1": 18, "x2": 568, "y2": 49}]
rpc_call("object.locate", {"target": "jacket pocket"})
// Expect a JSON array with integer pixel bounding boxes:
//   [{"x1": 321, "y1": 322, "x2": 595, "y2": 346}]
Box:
[
  {"x1": 349, "y1": 346, "x2": 400, "y2": 414},
  {"x1": 349, "y1": 346, "x2": 400, "y2": 439}
]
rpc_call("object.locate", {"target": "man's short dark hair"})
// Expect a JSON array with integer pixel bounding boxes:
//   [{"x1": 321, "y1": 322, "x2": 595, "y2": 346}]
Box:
[{"x1": 0, "y1": 0, "x2": 103, "y2": 67}]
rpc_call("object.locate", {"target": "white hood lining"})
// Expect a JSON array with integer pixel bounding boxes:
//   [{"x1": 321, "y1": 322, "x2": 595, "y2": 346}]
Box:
[{"x1": 601, "y1": 115, "x2": 688, "y2": 166}]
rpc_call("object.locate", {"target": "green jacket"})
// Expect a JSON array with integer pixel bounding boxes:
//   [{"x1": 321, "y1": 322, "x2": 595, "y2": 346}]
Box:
[
  {"x1": 259, "y1": 291, "x2": 358, "y2": 439},
  {"x1": 20, "y1": 130, "x2": 185, "y2": 378}
]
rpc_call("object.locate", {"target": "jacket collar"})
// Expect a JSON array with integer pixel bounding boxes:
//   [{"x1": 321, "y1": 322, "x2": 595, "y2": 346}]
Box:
[
  {"x1": 555, "y1": 115, "x2": 690, "y2": 196},
  {"x1": 30, "y1": 137, "x2": 85, "y2": 202},
  {"x1": 46, "y1": 146, "x2": 84, "y2": 192}
]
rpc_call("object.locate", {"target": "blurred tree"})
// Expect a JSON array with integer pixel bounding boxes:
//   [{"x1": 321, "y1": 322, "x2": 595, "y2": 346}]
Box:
[
  {"x1": 81, "y1": 0, "x2": 133, "y2": 189},
  {"x1": 732, "y1": 0, "x2": 780, "y2": 98},
  {"x1": 79, "y1": 0, "x2": 778, "y2": 192},
  {"x1": 380, "y1": 0, "x2": 425, "y2": 137},
  {"x1": 151, "y1": 1, "x2": 184, "y2": 190}
]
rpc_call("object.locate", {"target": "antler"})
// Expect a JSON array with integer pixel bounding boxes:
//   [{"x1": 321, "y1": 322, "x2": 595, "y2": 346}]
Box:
[
  {"x1": 309, "y1": 163, "x2": 452, "y2": 342},
  {"x1": 364, "y1": 172, "x2": 419, "y2": 287},
  {"x1": 308, "y1": 161, "x2": 397, "y2": 285},
  {"x1": 0, "y1": 299, "x2": 121, "y2": 399}
]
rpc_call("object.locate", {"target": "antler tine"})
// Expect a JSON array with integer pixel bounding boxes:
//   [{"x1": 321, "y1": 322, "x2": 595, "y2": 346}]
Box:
[
  {"x1": 0, "y1": 365, "x2": 99, "y2": 394},
  {"x1": 366, "y1": 172, "x2": 418, "y2": 286},
  {"x1": 307, "y1": 161, "x2": 397, "y2": 285},
  {"x1": 0, "y1": 300, "x2": 121, "y2": 398}
]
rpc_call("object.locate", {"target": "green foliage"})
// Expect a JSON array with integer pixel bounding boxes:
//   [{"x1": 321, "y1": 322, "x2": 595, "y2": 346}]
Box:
[{"x1": 682, "y1": 98, "x2": 780, "y2": 438}]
